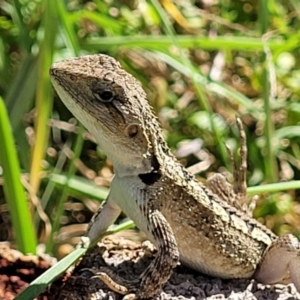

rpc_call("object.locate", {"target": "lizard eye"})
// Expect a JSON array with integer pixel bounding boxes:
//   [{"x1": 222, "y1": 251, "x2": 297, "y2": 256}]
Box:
[
  {"x1": 126, "y1": 124, "x2": 139, "y2": 138},
  {"x1": 94, "y1": 90, "x2": 114, "y2": 102}
]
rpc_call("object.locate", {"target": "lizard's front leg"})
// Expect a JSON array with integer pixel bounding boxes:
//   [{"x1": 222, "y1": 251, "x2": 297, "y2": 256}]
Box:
[
  {"x1": 80, "y1": 194, "x2": 122, "y2": 248},
  {"x1": 93, "y1": 209, "x2": 179, "y2": 299},
  {"x1": 254, "y1": 234, "x2": 300, "y2": 291},
  {"x1": 137, "y1": 209, "x2": 179, "y2": 298}
]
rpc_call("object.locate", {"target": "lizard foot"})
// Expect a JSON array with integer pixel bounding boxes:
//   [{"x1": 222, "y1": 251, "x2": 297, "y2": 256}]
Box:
[
  {"x1": 207, "y1": 117, "x2": 257, "y2": 216},
  {"x1": 86, "y1": 267, "x2": 140, "y2": 297},
  {"x1": 254, "y1": 234, "x2": 300, "y2": 292},
  {"x1": 123, "y1": 294, "x2": 137, "y2": 300}
]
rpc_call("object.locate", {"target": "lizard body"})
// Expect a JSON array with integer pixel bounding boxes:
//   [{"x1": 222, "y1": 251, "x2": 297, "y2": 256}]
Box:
[{"x1": 50, "y1": 54, "x2": 300, "y2": 299}]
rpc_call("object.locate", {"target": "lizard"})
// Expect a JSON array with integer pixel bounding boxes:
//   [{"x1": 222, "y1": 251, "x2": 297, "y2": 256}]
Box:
[{"x1": 49, "y1": 54, "x2": 300, "y2": 299}]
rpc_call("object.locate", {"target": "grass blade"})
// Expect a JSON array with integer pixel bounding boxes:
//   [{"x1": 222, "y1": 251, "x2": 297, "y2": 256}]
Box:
[
  {"x1": 83, "y1": 35, "x2": 286, "y2": 52},
  {"x1": 15, "y1": 246, "x2": 88, "y2": 300},
  {"x1": 29, "y1": 0, "x2": 58, "y2": 193},
  {"x1": 260, "y1": 1, "x2": 278, "y2": 182},
  {"x1": 247, "y1": 181, "x2": 300, "y2": 195},
  {"x1": 49, "y1": 174, "x2": 109, "y2": 201},
  {"x1": 0, "y1": 97, "x2": 37, "y2": 253}
]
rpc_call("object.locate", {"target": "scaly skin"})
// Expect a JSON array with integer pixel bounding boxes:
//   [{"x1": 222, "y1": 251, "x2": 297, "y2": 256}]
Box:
[{"x1": 50, "y1": 54, "x2": 300, "y2": 299}]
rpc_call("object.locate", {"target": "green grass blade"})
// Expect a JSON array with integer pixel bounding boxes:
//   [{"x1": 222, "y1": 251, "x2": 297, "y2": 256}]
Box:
[
  {"x1": 72, "y1": 10, "x2": 125, "y2": 33},
  {"x1": 4, "y1": 54, "x2": 38, "y2": 170},
  {"x1": 49, "y1": 174, "x2": 109, "y2": 201},
  {"x1": 274, "y1": 126, "x2": 300, "y2": 140},
  {"x1": 15, "y1": 246, "x2": 88, "y2": 300},
  {"x1": 83, "y1": 35, "x2": 285, "y2": 52},
  {"x1": 0, "y1": 97, "x2": 37, "y2": 254},
  {"x1": 56, "y1": 1, "x2": 80, "y2": 55},
  {"x1": 247, "y1": 181, "x2": 300, "y2": 195},
  {"x1": 29, "y1": 0, "x2": 58, "y2": 193},
  {"x1": 260, "y1": 1, "x2": 278, "y2": 182},
  {"x1": 5, "y1": 54, "x2": 38, "y2": 121}
]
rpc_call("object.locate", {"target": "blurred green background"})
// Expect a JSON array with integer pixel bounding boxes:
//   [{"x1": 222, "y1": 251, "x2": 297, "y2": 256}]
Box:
[{"x1": 1, "y1": 0, "x2": 300, "y2": 258}]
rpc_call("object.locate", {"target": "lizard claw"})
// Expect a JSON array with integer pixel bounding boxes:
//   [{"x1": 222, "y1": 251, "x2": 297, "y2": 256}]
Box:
[
  {"x1": 93, "y1": 271, "x2": 131, "y2": 295},
  {"x1": 123, "y1": 293, "x2": 137, "y2": 300},
  {"x1": 90, "y1": 267, "x2": 140, "y2": 296},
  {"x1": 78, "y1": 236, "x2": 91, "y2": 249}
]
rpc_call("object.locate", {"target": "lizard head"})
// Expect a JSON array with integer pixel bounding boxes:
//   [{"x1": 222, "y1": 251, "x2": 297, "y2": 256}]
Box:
[{"x1": 50, "y1": 54, "x2": 165, "y2": 177}]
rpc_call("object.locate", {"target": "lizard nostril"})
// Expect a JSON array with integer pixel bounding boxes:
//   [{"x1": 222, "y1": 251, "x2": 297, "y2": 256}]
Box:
[{"x1": 126, "y1": 124, "x2": 139, "y2": 138}]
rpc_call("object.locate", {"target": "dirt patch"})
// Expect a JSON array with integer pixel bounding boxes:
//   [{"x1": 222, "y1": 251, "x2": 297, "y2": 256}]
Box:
[
  {"x1": 0, "y1": 242, "x2": 52, "y2": 300},
  {"x1": 43, "y1": 236, "x2": 300, "y2": 300},
  {"x1": 1, "y1": 237, "x2": 299, "y2": 299}
]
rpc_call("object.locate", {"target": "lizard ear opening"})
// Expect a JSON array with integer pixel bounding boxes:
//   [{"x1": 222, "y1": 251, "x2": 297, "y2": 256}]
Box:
[{"x1": 126, "y1": 124, "x2": 139, "y2": 138}]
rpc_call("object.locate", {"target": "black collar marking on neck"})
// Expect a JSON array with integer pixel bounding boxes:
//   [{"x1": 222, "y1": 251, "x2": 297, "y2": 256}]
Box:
[{"x1": 138, "y1": 155, "x2": 162, "y2": 185}]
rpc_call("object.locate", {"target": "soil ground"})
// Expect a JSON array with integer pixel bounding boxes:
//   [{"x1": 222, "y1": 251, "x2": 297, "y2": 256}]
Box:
[{"x1": 1, "y1": 236, "x2": 300, "y2": 300}]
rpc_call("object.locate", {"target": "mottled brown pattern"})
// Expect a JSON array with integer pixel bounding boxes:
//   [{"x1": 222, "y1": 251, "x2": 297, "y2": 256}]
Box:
[{"x1": 50, "y1": 54, "x2": 300, "y2": 299}]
